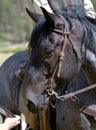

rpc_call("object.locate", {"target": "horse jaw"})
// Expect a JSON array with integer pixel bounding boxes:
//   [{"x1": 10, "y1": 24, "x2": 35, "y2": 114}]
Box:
[{"x1": 26, "y1": 8, "x2": 43, "y2": 22}]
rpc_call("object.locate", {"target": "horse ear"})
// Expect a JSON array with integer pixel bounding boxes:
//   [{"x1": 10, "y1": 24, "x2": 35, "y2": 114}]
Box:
[
  {"x1": 40, "y1": 7, "x2": 55, "y2": 26},
  {"x1": 26, "y1": 8, "x2": 43, "y2": 22}
]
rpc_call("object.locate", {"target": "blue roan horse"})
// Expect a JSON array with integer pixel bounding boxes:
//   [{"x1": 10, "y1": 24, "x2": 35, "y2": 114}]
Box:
[{"x1": 0, "y1": 5, "x2": 96, "y2": 130}]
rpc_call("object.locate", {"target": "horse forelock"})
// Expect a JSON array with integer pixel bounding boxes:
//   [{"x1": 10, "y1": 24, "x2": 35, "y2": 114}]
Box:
[{"x1": 28, "y1": 18, "x2": 49, "y2": 51}]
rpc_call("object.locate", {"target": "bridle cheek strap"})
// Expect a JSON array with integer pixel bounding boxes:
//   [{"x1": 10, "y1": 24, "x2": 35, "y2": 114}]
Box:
[
  {"x1": 47, "y1": 23, "x2": 70, "y2": 93},
  {"x1": 57, "y1": 25, "x2": 70, "y2": 77},
  {"x1": 48, "y1": 15, "x2": 81, "y2": 92},
  {"x1": 50, "y1": 22, "x2": 70, "y2": 79}
]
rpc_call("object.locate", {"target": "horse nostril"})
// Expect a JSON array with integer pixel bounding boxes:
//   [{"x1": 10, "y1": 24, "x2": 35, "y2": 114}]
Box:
[{"x1": 27, "y1": 101, "x2": 38, "y2": 113}]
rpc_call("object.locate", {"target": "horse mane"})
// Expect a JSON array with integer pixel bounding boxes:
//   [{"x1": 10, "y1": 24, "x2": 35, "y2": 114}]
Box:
[
  {"x1": 59, "y1": 5, "x2": 96, "y2": 55},
  {"x1": 28, "y1": 5, "x2": 96, "y2": 55}
]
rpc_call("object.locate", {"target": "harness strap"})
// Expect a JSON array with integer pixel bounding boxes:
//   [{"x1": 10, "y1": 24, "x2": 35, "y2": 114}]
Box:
[
  {"x1": 0, "y1": 105, "x2": 15, "y2": 117},
  {"x1": 81, "y1": 106, "x2": 96, "y2": 119},
  {"x1": 63, "y1": 84, "x2": 96, "y2": 100},
  {"x1": 46, "y1": 83, "x2": 96, "y2": 120},
  {"x1": 57, "y1": 23, "x2": 69, "y2": 77},
  {"x1": 64, "y1": 84, "x2": 96, "y2": 120},
  {"x1": 67, "y1": 98, "x2": 96, "y2": 120}
]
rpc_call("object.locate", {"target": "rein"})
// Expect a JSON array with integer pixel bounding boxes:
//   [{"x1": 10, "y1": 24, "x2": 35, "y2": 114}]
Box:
[
  {"x1": 46, "y1": 82, "x2": 96, "y2": 119},
  {"x1": 63, "y1": 83, "x2": 96, "y2": 120},
  {"x1": 46, "y1": 83, "x2": 96, "y2": 102},
  {"x1": 0, "y1": 105, "x2": 15, "y2": 118},
  {"x1": 60, "y1": 83, "x2": 96, "y2": 100}
]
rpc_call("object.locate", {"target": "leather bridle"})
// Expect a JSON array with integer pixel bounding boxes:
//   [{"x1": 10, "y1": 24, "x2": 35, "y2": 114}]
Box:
[
  {"x1": 45, "y1": 16, "x2": 70, "y2": 96},
  {"x1": 45, "y1": 15, "x2": 82, "y2": 97},
  {"x1": 50, "y1": 20, "x2": 70, "y2": 78}
]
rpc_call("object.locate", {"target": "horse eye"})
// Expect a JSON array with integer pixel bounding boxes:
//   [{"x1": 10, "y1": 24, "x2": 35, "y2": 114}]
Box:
[
  {"x1": 55, "y1": 23, "x2": 64, "y2": 30},
  {"x1": 44, "y1": 48, "x2": 54, "y2": 55},
  {"x1": 55, "y1": 23, "x2": 60, "y2": 29}
]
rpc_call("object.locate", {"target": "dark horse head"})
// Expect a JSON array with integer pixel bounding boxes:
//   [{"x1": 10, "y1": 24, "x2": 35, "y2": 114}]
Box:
[
  {"x1": 0, "y1": 5, "x2": 96, "y2": 115},
  {"x1": 24, "y1": 4, "x2": 96, "y2": 112},
  {"x1": 24, "y1": 5, "x2": 87, "y2": 112},
  {"x1": 26, "y1": 6, "x2": 84, "y2": 79}
]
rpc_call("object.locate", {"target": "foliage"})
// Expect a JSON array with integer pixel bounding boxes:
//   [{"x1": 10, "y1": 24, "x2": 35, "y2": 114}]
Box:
[
  {"x1": 0, "y1": 0, "x2": 96, "y2": 43},
  {"x1": 0, "y1": 0, "x2": 36, "y2": 42},
  {"x1": 92, "y1": 0, "x2": 96, "y2": 9}
]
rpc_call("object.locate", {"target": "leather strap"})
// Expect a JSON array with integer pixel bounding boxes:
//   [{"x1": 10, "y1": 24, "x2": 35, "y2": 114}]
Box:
[
  {"x1": 81, "y1": 107, "x2": 96, "y2": 119},
  {"x1": 64, "y1": 84, "x2": 96, "y2": 100},
  {"x1": 0, "y1": 105, "x2": 15, "y2": 117},
  {"x1": 67, "y1": 98, "x2": 96, "y2": 120}
]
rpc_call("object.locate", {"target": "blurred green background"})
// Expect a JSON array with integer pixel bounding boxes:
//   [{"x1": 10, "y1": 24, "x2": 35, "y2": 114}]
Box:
[
  {"x1": 0, "y1": 0, "x2": 37, "y2": 43},
  {"x1": 0, "y1": 0, "x2": 41, "y2": 65},
  {"x1": 92, "y1": 0, "x2": 96, "y2": 8},
  {"x1": 0, "y1": 0, "x2": 96, "y2": 65}
]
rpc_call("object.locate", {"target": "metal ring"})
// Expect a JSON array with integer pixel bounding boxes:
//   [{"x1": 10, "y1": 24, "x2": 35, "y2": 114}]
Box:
[{"x1": 71, "y1": 95, "x2": 79, "y2": 103}]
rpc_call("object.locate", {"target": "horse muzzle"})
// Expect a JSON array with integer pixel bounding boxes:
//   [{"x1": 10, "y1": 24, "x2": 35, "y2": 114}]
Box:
[{"x1": 26, "y1": 90, "x2": 49, "y2": 113}]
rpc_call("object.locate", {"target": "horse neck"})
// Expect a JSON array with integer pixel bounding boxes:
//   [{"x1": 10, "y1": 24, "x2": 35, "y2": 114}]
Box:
[{"x1": 82, "y1": 48, "x2": 96, "y2": 84}]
